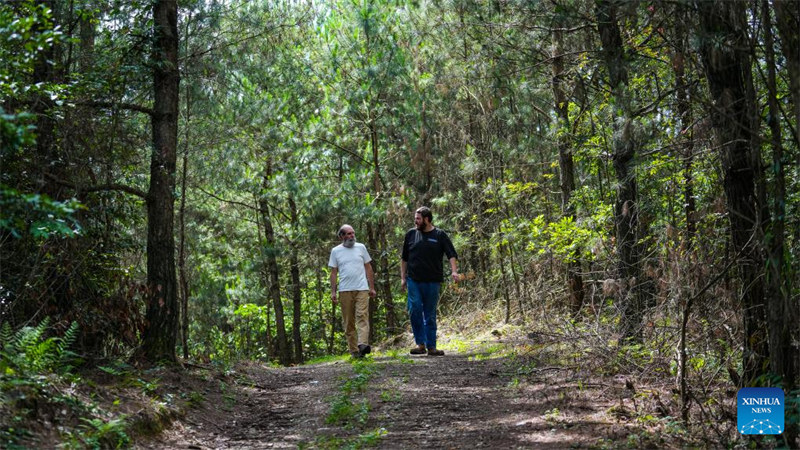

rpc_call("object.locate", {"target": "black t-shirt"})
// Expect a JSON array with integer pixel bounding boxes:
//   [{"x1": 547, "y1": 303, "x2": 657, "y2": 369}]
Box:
[{"x1": 401, "y1": 227, "x2": 458, "y2": 283}]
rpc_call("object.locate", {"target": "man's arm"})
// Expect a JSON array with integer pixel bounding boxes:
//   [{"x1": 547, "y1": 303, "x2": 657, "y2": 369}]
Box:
[
  {"x1": 330, "y1": 267, "x2": 338, "y2": 304},
  {"x1": 440, "y1": 230, "x2": 459, "y2": 282},
  {"x1": 449, "y1": 257, "x2": 459, "y2": 282},
  {"x1": 365, "y1": 263, "x2": 377, "y2": 297},
  {"x1": 400, "y1": 259, "x2": 408, "y2": 291}
]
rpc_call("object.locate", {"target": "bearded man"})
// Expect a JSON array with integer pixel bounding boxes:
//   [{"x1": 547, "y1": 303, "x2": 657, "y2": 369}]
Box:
[
  {"x1": 400, "y1": 206, "x2": 459, "y2": 356},
  {"x1": 329, "y1": 224, "x2": 376, "y2": 358}
]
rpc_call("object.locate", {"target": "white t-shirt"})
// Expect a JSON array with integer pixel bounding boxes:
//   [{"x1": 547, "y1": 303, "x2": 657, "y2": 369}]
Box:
[{"x1": 328, "y1": 242, "x2": 372, "y2": 292}]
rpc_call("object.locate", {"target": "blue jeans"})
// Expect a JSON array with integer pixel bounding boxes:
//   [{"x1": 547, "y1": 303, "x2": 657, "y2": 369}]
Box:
[{"x1": 407, "y1": 278, "x2": 441, "y2": 349}]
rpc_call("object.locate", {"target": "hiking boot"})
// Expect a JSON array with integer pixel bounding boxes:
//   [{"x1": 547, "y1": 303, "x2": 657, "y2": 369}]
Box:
[
  {"x1": 358, "y1": 344, "x2": 371, "y2": 357},
  {"x1": 410, "y1": 345, "x2": 426, "y2": 355},
  {"x1": 427, "y1": 348, "x2": 444, "y2": 356}
]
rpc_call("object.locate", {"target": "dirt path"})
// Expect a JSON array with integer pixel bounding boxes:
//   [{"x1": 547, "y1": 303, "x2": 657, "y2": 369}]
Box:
[{"x1": 138, "y1": 345, "x2": 676, "y2": 449}]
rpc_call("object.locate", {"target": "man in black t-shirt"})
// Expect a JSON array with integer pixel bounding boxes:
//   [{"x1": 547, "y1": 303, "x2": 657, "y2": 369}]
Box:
[{"x1": 400, "y1": 206, "x2": 459, "y2": 356}]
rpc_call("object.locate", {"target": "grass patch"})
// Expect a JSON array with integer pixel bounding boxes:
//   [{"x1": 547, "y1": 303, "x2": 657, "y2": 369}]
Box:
[
  {"x1": 383, "y1": 349, "x2": 414, "y2": 364},
  {"x1": 306, "y1": 427, "x2": 388, "y2": 450},
  {"x1": 316, "y1": 356, "x2": 386, "y2": 448}
]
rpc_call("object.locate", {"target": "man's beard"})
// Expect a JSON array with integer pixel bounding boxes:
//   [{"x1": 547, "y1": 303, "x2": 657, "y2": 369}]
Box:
[
  {"x1": 416, "y1": 222, "x2": 426, "y2": 231},
  {"x1": 343, "y1": 238, "x2": 355, "y2": 248}
]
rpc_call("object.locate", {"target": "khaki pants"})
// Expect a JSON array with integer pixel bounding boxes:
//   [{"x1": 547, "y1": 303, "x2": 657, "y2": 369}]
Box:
[{"x1": 339, "y1": 290, "x2": 369, "y2": 353}]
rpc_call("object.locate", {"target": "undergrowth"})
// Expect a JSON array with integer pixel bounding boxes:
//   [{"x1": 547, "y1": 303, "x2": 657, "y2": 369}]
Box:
[
  {"x1": 435, "y1": 301, "x2": 799, "y2": 448},
  {"x1": 0, "y1": 319, "x2": 181, "y2": 449}
]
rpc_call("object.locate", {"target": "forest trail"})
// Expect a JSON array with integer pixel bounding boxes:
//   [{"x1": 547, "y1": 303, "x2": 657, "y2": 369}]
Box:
[{"x1": 138, "y1": 345, "x2": 661, "y2": 449}]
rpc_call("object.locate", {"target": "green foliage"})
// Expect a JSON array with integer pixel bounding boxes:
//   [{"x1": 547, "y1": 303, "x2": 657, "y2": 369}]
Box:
[
  {"x1": 0, "y1": 1, "x2": 66, "y2": 97},
  {"x1": 0, "y1": 319, "x2": 91, "y2": 448},
  {"x1": 0, "y1": 318, "x2": 81, "y2": 376},
  {"x1": 0, "y1": 109, "x2": 35, "y2": 155},
  {"x1": 326, "y1": 396, "x2": 370, "y2": 428},
  {"x1": 524, "y1": 214, "x2": 609, "y2": 264},
  {"x1": 0, "y1": 186, "x2": 84, "y2": 239},
  {"x1": 61, "y1": 417, "x2": 130, "y2": 450},
  {"x1": 325, "y1": 358, "x2": 378, "y2": 429},
  {"x1": 309, "y1": 427, "x2": 387, "y2": 450}
]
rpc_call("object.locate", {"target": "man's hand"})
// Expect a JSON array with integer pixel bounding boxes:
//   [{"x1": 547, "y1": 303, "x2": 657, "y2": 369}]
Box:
[
  {"x1": 331, "y1": 293, "x2": 338, "y2": 305},
  {"x1": 451, "y1": 272, "x2": 460, "y2": 283},
  {"x1": 369, "y1": 288, "x2": 377, "y2": 298},
  {"x1": 400, "y1": 278, "x2": 407, "y2": 292}
]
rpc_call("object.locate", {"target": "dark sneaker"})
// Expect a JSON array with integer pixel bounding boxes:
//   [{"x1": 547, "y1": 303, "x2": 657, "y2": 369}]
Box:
[
  {"x1": 358, "y1": 344, "x2": 371, "y2": 357},
  {"x1": 427, "y1": 348, "x2": 444, "y2": 356},
  {"x1": 351, "y1": 351, "x2": 362, "y2": 359},
  {"x1": 410, "y1": 345, "x2": 426, "y2": 355}
]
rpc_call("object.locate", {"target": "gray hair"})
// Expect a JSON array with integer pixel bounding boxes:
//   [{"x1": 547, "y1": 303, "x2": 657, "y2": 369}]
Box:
[{"x1": 337, "y1": 224, "x2": 353, "y2": 238}]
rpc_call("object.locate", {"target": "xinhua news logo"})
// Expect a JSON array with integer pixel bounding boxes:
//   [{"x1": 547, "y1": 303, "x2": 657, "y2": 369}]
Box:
[{"x1": 737, "y1": 387, "x2": 784, "y2": 435}]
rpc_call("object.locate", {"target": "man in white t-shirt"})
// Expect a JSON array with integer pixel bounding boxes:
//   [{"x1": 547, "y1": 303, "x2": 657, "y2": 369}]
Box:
[{"x1": 329, "y1": 224, "x2": 376, "y2": 358}]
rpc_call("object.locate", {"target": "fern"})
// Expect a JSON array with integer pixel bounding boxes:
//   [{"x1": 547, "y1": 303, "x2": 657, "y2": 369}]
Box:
[
  {"x1": 0, "y1": 321, "x2": 12, "y2": 348},
  {"x1": 0, "y1": 318, "x2": 80, "y2": 376},
  {"x1": 56, "y1": 322, "x2": 80, "y2": 373},
  {"x1": 15, "y1": 317, "x2": 50, "y2": 361}
]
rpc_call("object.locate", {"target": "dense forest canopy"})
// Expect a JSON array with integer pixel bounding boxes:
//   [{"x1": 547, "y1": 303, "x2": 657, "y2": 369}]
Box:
[{"x1": 1, "y1": 0, "x2": 799, "y2": 438}]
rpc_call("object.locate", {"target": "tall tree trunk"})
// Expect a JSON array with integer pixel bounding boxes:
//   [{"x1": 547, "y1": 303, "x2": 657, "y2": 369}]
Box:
[
  {"x1": 773, "y1": 1, "x2": 800, "y2": 145},
  {"x1": 178, "y1": 11, "x2": 191, "y2": 360},
  {"x1": 762, "y1": 0, "x2": 796, "y2": 397},
  {"x1": 551, "y1": 22, "x2": 584, "y2": 315},
  {"x1": 259, "y1": 165, "x2": 290, "y2": 365},
  {"x1": 696, "y1": 0, "x2": 768, "y2": 385},
  {"x1": 32, "y1": 1, "x2": 71, "y2": 316},
  {"x1": 178, "y1": 98, "x2": 190, "y2": 360},
  {"x1": 77, "y1": 3, "x2": 95, "y2": 74},
  {"x1": 596, "y1": 0, "x2": 644, "y2": 342},
  {"x1": 671, "y1": 1, "x2": 696, "y2": 424},
  {"x1": 288, "y1": 194, "x2": 303, "y2": 364},
  {"x1": 141, "y1": 0, "x2": 179, "y2": 363}
]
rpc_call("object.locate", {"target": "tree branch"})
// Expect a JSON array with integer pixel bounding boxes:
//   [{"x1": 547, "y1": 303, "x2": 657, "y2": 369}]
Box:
[
  {"x1": 45, "y1": 173, "x2": 148, "y2": 199},
  {"x1": 194, "y1": 185, "x2": 292, "y2": 225}
]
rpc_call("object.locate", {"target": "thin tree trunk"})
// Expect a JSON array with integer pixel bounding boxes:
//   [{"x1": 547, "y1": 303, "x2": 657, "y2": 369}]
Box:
[
  {"x1": 368, "y1": 123, "x2": 381, "y2": 344},
  {"x1": 596, "y1": 0, "x2": 644, "y2": 342},
  {"x1": 378, "y1": 219, "x2": 397, "y2": 335},
  {"x1": 141, "y1": 0, "x2": 180, "y2": 363},
  {"x1": 315, "y1": 258, "x2": 326, "y2": 351},
  {"x1": 497, "y1": 238, "x2": 511, "y2": 324},
  {"x1": 696, "y1": 0, "x2": 768, "y2": 385},
  {"x1": 552, "y1": 22, "x2": 584, "y2": 315},
  {"x1": 761, "y1": 0, "x2": 796, "y2": 400},
  {"x1": 259, "y1": 164, "x2": 290, "y2": 365},
  {"x1": 672, "y1": 1, "x2": 696, "y2": 425},
  {"x1": 288, "y1": 194, "x2": 303, "y2": 364},
  {"x1": 254, "y1": 193, "x2": 273, "y2": 356}
]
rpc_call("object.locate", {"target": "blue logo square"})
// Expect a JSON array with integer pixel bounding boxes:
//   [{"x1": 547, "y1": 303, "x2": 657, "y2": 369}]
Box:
[{"x1": 738, "y1": 387, "x2": 784, "y2": 435}]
